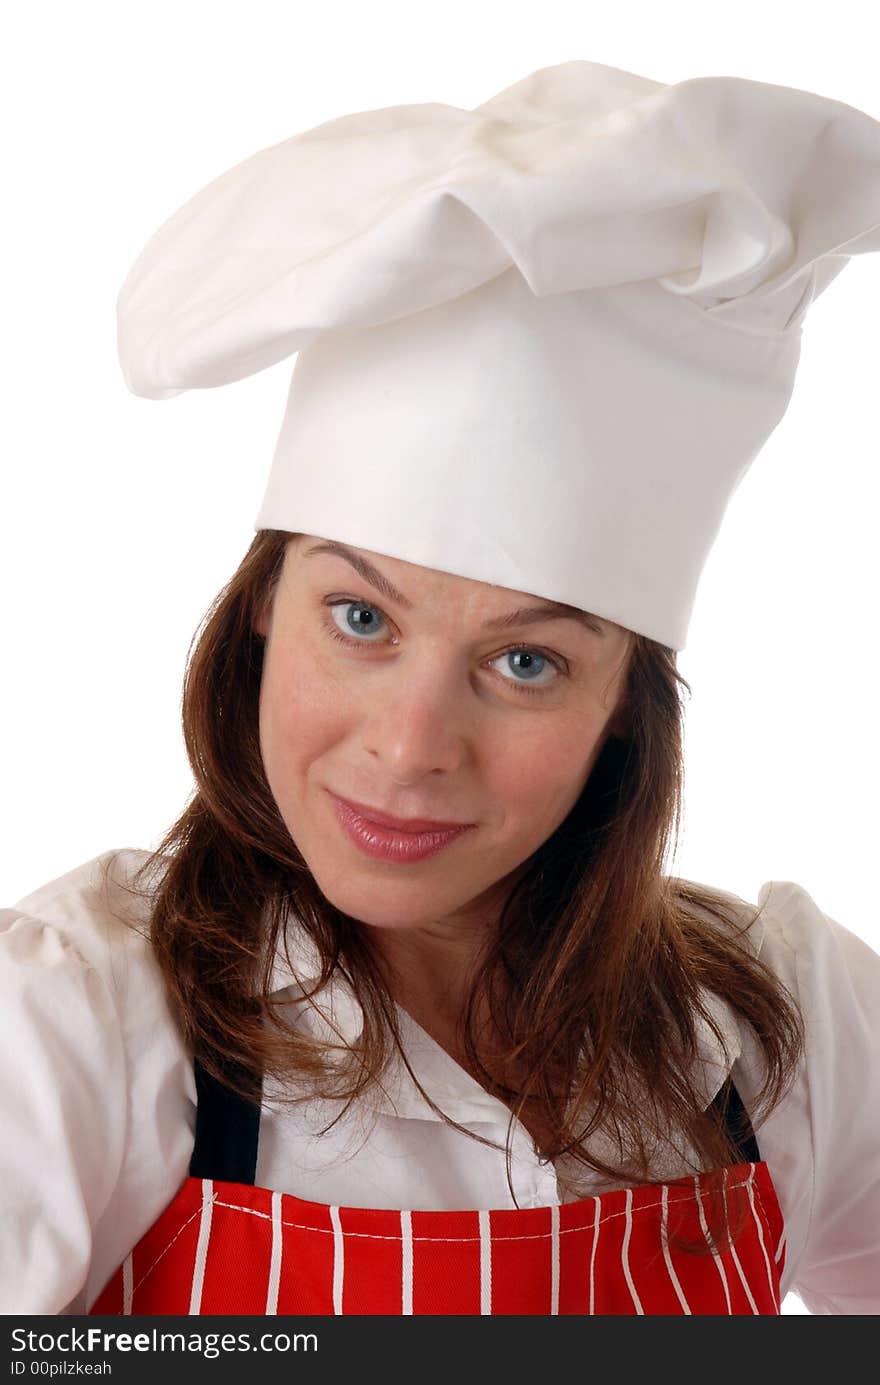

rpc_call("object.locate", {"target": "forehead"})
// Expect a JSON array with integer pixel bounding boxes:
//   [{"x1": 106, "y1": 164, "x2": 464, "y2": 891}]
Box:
[{"x1": 291, "y1": 536, "x2": 622, "y2": 641}]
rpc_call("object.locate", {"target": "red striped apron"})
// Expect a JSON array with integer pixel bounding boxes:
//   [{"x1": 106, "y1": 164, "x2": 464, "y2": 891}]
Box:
[{"x1": 90, "y1": 1061, "x2": 786, "y2": 1315}]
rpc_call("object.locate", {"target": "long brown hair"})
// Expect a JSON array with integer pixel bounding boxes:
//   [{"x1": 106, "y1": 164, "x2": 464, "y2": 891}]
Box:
[{"x1": 112, "y1": 528, "x2": 804, "y2": 1259}]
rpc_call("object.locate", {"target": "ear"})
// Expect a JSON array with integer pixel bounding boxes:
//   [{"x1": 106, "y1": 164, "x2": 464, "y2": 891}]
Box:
[
  {"x1": 606, "y1": 695, "x2": 633, "y2": 741},
  {"x1": 253, "y1": 590, "x2": 274, "y2": 640},
  {"x1": 255, "y1": 537, "x2": 296, "y2": 639},
  {"x1": 605, "y1": 643, "x2": 635, "y2": 740}
]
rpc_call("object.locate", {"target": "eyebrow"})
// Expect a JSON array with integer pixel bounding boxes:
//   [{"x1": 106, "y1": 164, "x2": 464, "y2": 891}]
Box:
[{"x1": 302, "y1": 540, "x2": 607, "y2": 636}]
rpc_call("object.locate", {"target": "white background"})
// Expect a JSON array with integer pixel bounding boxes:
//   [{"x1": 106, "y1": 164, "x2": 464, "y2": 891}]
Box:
[{"x1": 3, "y1": 1, "x2": 878, "y2": 1315}]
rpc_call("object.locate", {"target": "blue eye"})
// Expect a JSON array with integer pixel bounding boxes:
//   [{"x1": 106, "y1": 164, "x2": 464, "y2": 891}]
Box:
[
  {"x1": 329, "y1": 598, "x2": 387, "y2": 641},
  {"x1": 502, "y1": 649, "x2": 554, "y2": 687},
  {"x1": 322, "y1": 597, "x2": 565, "y2": 696}
]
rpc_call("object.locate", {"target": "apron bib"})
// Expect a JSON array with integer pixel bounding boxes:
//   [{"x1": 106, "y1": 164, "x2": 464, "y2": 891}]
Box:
[{"x1": 90, "y1": 1059, "x2": 786, "y2": 1315}]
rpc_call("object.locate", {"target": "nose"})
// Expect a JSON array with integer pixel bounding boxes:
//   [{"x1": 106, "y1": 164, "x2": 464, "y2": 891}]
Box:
[{"x1": 361, "y1": 661, "x2": 470, "y2": 781}]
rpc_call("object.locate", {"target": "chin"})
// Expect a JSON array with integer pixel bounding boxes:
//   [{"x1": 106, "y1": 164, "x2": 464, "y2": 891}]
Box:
[{"x1": 308, "y1": 867, "x2": 450, "y2": 930}]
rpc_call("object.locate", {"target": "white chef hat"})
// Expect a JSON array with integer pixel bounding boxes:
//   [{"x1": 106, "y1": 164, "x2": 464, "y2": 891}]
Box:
[{"x1": 116, "y1": 59, "x2": 880, "y2": 650}]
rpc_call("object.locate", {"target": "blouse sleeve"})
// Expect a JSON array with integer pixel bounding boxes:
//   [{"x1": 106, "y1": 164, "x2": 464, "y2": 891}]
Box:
[
  {"x1": 761, "y1": 882, "x2": 880, "y2": 1314},
  {"x1": 0, "y1": 909, "x2": 128, "y2": 1314}
]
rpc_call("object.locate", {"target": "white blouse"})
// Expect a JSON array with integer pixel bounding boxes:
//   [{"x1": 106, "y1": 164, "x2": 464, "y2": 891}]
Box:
[{"x1": 1, "y1": 848, "x2": 878, "y2": 1316}]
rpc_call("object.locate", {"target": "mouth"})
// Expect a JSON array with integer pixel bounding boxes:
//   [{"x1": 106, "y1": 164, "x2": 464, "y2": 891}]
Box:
[
  {"x1": 328, "y1": 792, "x2": 475, "y2": 833},
  {"x1": 327, "y1": 791, "x2": 476, "y2": 864}
]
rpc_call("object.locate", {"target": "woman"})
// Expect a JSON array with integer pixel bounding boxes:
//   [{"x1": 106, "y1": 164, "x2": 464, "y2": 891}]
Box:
[{"x1": 3, "y1": 59, "x2": 879, "y2": 1316}]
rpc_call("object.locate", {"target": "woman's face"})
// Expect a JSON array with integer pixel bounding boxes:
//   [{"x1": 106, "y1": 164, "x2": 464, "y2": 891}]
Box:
[{"x1": 255, "y1": 535, "x2": 632, "y2": 939}]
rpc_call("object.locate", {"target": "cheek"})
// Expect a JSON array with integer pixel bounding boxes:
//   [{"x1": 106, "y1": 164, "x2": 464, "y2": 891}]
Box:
[
  {"x1": 260, "y1": 638, "x2": 343, "y2": 760},
  {"x1": 486, "y1": 709, "x2": 607, "y2": 828}
]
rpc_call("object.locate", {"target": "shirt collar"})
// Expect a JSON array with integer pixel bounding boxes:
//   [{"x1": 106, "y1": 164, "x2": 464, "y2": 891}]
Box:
[{"x1": 266, "y1": 902, "x2": 751, "y2": 1124}]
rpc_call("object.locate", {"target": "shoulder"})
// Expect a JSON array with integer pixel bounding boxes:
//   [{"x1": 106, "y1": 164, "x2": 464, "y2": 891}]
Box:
[
  {"x1": 7, "y1": 846, "x2": 160, "y2": 965},
  {"x1": 1, "y1": 843, "x2": 193, "y2": 1112},
  {"x1": 692, "y1": 874, "x2": 880, "y2": 1141},
  {"x1": 753, "y1": 879, "x2": 879, "y2": 1003},
  {"x1": 737, "y1": 880, "x2": 880, "y2": 1313},
  {"x1": 678, "y1": 874, "x2": 879, "y2": 1002},
  {"x1": 746, "y1": 880, "x2": 880, "y2": 1145},
  {"x1": 1, "y1": 847, "x2": 173, "y2": 1038},
  {"x1": 1, "y1": 848, "x2": 196, "y2": 1313}
]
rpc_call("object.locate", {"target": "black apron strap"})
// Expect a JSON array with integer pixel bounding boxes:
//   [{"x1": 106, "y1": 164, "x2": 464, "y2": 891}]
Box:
[
  {"x1": 188, "y1": 1054, "x2": 264, "y2": 1185},
  {"x1": 711, "y1": 1075, "x2": 761, "y2": 1164}
]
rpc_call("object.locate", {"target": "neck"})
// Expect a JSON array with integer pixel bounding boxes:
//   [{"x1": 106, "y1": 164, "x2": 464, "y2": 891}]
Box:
[{"x1": 370, "y1": 924, "x2": 485, "y2": 1027}]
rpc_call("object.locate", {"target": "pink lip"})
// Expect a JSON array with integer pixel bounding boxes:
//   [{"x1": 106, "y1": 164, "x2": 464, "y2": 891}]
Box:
[
  {"x1": 330, "y1": 792, "x2": 473, "y2": 833},
  {"x1": 328, "y1": 792, "x2": 476, "y2": 863}
]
